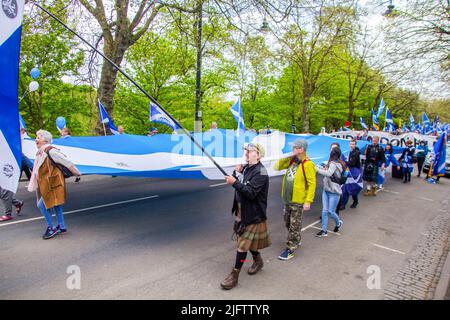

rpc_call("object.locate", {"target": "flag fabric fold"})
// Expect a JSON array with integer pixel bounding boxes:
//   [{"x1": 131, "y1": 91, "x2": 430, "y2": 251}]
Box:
[
  {"x1": 149, "y1": 101, "x2": 179, "y2": 131},
  {"x1": 98, "y1": 101, "x2": 119, "y2": 135}
]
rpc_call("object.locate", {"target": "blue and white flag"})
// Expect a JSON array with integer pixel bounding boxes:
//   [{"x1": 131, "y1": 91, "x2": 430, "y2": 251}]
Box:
[
  {"x1": 377, "y1": 98, "x2": 385, "y2": 118},
  {"x1": 422, "y1": 112, "x2": 431, "y2": 134},
  {"x1": 409, "y1": 114, "x2": 415, "y2": 131},
  {"x1": 98, "y1": 100, "x2": 119, "y2": 135},
  {"x1": 149, "y1": 101, "x2": 179, "y2": 131},
  {"x1": 372, "y1": 109, "x2": 380, "y2": 131},
  {"x1": 19, "y1": 114, "x2": 27, "y2": 130},
  {"x1": 0, "y1": 0, "x2": 25, "y2": 193},
  {"x1": 385, "y1": 108, "x2": 395, "y2": 132},
  {"x1": 360, "y1": 117, "x2": 368, "y2": 129},
  {"x1": 230, "y1": 98, "x2": 245, "y2": 132},
  {"x1": 432, "y1": 132, "x2": 447, "y2": 176}
]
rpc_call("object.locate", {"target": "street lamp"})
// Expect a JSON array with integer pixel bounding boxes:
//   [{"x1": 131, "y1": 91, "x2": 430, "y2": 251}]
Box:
[
  {"x1": 382, "y1": 0, "x2": 398, "y2": 18},
  {"x1": 259, "y1": 17, "x2": 270, "y2": 33}
]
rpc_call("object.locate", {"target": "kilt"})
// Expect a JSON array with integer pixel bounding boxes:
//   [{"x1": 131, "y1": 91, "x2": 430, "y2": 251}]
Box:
[
  {"x1": 237, "y1": 221, "x2": 272, "y2": 252},
  {"x1": 363, "y1": 162, "x2": 378, "y2": 182}
]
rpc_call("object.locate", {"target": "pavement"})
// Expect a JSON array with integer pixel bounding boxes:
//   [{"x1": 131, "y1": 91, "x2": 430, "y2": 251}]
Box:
[{"x1": 0, "y1": 171, "x2": 448, "y2": 300}]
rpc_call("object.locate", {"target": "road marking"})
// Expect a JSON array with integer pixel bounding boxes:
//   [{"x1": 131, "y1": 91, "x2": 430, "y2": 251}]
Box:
[
  {"x1": 383, "y1": 189, "x2": 400, "y2": 194},
  {"x1": 372, "y1": 243, "x2": 406, "y2": 255},
  {"x1": 301, "y1": 220, "x2": 320, "y2": 232},
  {"x1": 0, "y1": 195, "x2": 160, "y2": 227},
  {"x1": 209, "y1": 182, "x2": 228, "y2": 188},
  {"x1": 310, "y1": 225, "x2": 341, "y2": 235},
  {"x1": 418, "y1": 197, "x2": 434, "y2": 202}
]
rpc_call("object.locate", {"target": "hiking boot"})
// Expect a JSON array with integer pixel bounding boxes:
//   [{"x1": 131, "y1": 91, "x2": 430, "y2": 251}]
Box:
[
  {"x1": 350, "y1": 201, "x2": 358, "y2": 209},
  {"x1": 248, "y1": 253, "x2": 264, "y2": 275},
  {"x1": 220, "y1": 268, "x2": 241, "y2": 290}
]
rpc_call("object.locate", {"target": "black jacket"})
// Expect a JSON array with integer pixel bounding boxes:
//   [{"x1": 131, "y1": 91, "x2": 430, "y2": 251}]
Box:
[
  {"x1": 347, "y1": 147, "x2": 361, "y2": 168},
  {"x1": 365, "y1": 144, "x2": 385, "y2": 164},
  {"x1": 231, "y1": 162, "x2": 269, "y2": 226}
]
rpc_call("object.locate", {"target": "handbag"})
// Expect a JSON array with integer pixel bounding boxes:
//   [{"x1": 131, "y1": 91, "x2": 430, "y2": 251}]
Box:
[{"x1": 46, "y1": 148, "x2": 74, "y2": 179}]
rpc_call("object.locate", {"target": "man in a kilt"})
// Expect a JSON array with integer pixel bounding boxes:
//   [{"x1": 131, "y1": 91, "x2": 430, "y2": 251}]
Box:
[
  {"x1": 222, "y1": 143, "x2": 270, "y2": 290},
  {"x1": 363, "y1": 136, "x2": 385, "y2": 196}
]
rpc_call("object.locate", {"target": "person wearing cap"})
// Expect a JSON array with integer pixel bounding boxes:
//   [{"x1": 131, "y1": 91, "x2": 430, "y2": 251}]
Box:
[
  {"x1": 273, "y1": 138, "x2": 316, "y2": 260},
  {"x1": 221, "y1": 143, "x2": 271, "y2": 290},
  {"x1": 399, "y1": 140, "x2": 415, "y2": 183},
  {"x1": 415, "y1": 140, "x2": 429, "y2": 177},
  {"x1": 147, "y1": 127, "x2": 158, "y2": 136}
]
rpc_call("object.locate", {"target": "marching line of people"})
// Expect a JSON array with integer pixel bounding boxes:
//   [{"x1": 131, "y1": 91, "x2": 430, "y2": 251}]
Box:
[{"x1": 221, "y1": 136, "x2": 436, "y2": 290}]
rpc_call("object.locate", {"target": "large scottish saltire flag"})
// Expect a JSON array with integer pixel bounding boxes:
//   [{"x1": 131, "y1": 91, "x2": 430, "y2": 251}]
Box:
[
  {"x1": 98, "y1": 100, "x2": 119, "y2": 135},
  {"x1": 149, "y1": 101, "x2": 179, "y2": 131},
  {"x1": 0, "y1": 0, "x2": 25, "y2": 193}
]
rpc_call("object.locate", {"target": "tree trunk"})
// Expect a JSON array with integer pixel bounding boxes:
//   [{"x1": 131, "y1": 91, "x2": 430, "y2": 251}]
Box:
[
  {"x1": 302, "y1": 85, "x2": 310, "y2": 133},
  {"x1": 348, "y1": 97, "x2": 354, "y2": 123}
]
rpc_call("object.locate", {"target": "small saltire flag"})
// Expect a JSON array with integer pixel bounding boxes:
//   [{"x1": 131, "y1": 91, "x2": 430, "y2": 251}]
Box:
[
  {"x1": 98, "y1": 100, "x2": 119, "y2": 135},
  {"x1": 409, "y1": 114, "x2": 415, "y2": 131},
  {"x1": 360, "y1": 117, "x2": 368, "y2": 129},
  {"x1": 422, "y1": 112, "x2": 431, "y2": 128},
  {"x1": 230, "y1": 98, "x2": 245, "y2": 132},
  {"x1": 372, "y1": 109, "x2": 380, "y2": 131},
  {"x1": 385, "y1": 108, "x2": 395, "y2": 132},
  {"x1": 149, "y1": 101, "x2": 179, "y2": 131},
  {"x1": 377, "y1": 98, "x2": 385, "y2": 118},
  {"x1": 19, "y1": 114, "x2": 27, "y2": 130}
]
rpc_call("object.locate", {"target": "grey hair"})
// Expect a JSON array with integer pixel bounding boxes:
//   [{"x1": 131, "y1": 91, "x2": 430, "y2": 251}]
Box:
[{"x1": 36, "y1": 129, "x2": 53, "y2": 144}]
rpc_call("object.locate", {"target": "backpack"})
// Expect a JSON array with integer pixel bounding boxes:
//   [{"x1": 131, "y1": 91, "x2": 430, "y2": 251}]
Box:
[
  {"x1": 330, "y1": 163, "x2": 347, "y2": 185},
  {"x1": 45, "y1": 147, "x2": 74, "y2": 179}
]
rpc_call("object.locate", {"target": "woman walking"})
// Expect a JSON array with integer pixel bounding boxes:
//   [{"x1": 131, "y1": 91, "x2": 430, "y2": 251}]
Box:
[
  {"x1": 27, "y1": 130, "x2": 81, "y2": 239},
  {"x1": 315, "y1": 148, "x2": 345, "y2": 237}
]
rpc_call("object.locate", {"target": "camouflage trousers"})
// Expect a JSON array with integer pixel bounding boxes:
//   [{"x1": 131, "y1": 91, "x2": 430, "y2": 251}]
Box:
[{"x1": 284, "y1": 203, "x2": 304, "y2": 251}]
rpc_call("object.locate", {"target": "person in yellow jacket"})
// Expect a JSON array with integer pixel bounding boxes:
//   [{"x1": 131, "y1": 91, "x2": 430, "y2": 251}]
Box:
[{"x1": 274, "y1": 138, "x2": 316, "y2": 260}]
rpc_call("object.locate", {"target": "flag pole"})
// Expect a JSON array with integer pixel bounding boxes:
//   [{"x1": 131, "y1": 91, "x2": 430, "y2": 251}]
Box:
[
  {"x1": 102, "y1": 122, "x2": 107, "y2": 136},
  {"x1": 33, "y1": 3, "x2": 228, "y2": 177}
]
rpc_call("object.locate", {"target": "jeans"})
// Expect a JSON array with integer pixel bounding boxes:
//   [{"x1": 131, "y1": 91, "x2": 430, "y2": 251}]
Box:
[
  {"x1": 37, "y1": 198, "x2": 65, "y2": 229},
  {"x1": 342, "y1": 191, "x2": 358, "y2": 207},
  {"x1": 321, "y1": 191, "x2": 341, "y2": 231}
]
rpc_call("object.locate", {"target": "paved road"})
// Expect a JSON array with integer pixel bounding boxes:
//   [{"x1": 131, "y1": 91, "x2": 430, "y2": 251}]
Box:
[{"x1": 0, "y1": 172, "x2": 448, "y2": 299}]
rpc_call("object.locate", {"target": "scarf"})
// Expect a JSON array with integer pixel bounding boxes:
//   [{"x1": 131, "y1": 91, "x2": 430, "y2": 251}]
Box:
[{"x1": 27, "y1": 144, "x2": 51, "y2": 192}]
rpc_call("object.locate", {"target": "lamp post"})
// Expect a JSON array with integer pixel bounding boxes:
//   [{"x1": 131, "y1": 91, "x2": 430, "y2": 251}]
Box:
[
  {"x1": 194, "y1": 0, "x2": 203, "y2": 133},
  {"x1": 382, "y1": 0, "x2": 398, "y2": 17}
]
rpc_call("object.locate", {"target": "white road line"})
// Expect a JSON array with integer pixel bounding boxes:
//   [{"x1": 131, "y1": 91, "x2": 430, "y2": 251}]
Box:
[
  {"x1": 310, "y1": 225, "x2": 341, "y2": 235},
  {"x1": 209, "y1": 182, "x2": 228, "y2": 188},
  {"x1": 301, "y1": 220, "x2": 320, "y2": 232},
  {"x1": 0, "y1": 195, "x2": 160, "y2": 227},
  {"x1": 383, "y1": 189, "x2": 400, "y2": 194},
  {"x1": 372, "y1": 243, "x2": 406, "y2": 255},
  {"x1": 418, "y1": 197, "x2": 434, "y2": 202}
]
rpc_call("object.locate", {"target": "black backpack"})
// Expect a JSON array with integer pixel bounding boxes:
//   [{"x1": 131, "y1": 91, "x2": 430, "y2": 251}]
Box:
[{"x1": 330, "y1": 163, "x2": 347, "y2": 185}]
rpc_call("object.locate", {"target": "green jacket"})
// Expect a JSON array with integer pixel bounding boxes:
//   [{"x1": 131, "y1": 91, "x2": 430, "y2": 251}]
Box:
[{"x1": 273, "y1": 155, "x2": 316, "y2": 205}]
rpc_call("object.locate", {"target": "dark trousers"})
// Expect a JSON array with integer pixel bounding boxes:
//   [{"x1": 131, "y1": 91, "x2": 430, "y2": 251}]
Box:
[
  {"x1": 342, "y1": 192, "x2": 358, "y2": 208},
  {"x1": 417, "y1": 157, "x2": 425, "y2": 176}
]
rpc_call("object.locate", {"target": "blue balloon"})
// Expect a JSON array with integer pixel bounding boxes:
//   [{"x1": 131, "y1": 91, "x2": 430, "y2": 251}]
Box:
[
  {"x1": 30, "y1": 67, "x2": 40, "y2": 79},
  {"x1": 56, "y1": 116, "x2": 66, "y2": 130}
]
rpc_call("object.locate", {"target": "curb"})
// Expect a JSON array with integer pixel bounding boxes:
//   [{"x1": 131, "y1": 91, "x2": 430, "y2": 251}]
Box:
[{"x1": 434, "y1": 247, "x2": 450, "y2": 300}]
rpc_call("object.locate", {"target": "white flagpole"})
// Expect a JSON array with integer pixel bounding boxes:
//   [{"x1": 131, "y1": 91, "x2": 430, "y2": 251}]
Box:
[{"x1": 102, "y1": 122, "x2": 107, "y2": 136}]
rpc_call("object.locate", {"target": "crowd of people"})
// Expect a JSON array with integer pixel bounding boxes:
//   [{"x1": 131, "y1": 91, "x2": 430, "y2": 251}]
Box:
[{"x1": 220, "y1": 135, "x2": 441, "y2": 290}]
